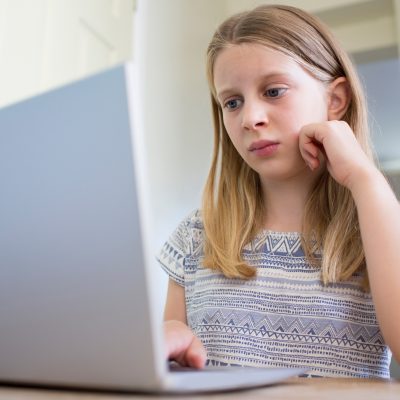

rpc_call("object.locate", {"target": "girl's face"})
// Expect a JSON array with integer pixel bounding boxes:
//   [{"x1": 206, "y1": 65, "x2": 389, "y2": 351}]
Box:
[{"x1": 213, "y1": 43, "x2": 329, "y2": 183}]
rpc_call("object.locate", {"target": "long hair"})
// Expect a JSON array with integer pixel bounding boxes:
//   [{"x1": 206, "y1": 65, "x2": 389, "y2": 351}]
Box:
[{"x1": 202, "y1": 5, "x2": 375, "y2": 285}]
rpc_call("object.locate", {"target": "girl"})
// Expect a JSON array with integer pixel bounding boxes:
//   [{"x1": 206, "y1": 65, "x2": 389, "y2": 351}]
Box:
[{"x1": 157, "y1": 4, "x2": 400, "y2": 378}]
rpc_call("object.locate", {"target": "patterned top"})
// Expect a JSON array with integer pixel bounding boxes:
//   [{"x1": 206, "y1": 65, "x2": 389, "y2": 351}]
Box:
[{"x1": 157, "y1": 210, "x2": 391, "y2": 378}]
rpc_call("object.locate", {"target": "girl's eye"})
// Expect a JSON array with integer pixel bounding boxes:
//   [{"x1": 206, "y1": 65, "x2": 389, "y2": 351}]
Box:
[
  {"x1": 224, "y1": 98, "x2": 242, "y2": 110},
  {"x1": 266, "y1": 88, "x2": 287, "y2": 98}
]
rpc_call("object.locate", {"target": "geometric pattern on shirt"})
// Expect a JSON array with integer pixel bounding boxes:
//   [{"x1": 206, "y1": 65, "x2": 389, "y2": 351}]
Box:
[{"x1": 195, "y1": 310, "x2": 384, "y2": 349}]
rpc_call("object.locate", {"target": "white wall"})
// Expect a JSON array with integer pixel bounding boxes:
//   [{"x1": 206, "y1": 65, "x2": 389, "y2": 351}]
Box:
[
  {"x1": 139, "y1": 0, "x2": 224, "y2": 245},
  {"x1": 136, "y1": 0, "x2": 226, "y2": 310}
]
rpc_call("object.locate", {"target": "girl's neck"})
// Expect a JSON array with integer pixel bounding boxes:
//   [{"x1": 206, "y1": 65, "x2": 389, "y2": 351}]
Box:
[{"x1": 260, "y1": 174, "x2": 316, "y2": 233}]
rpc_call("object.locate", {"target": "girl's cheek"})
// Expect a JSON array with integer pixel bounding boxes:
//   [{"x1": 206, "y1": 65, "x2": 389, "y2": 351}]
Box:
[
  {"x1": 223, "y1": 119, "x2": 234, "y2": 136},
  {"x1": 291, "y1": 130, "x2": 301, "y2": 142}
]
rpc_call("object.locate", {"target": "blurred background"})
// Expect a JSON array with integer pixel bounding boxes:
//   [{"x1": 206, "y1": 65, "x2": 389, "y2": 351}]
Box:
[{"x1": 0, "y1": 0, "x2": 399, "y2": 377}]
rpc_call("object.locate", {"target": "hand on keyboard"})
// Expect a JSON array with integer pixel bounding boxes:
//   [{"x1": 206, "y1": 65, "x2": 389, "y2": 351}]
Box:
[{"x1": 164, "y1": 320, "x2": 207, "y2": 369}]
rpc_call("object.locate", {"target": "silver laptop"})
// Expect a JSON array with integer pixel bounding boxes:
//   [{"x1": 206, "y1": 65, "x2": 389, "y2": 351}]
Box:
[{"x1": 0, "y1": 63, "x2": 305, "y2": 393}]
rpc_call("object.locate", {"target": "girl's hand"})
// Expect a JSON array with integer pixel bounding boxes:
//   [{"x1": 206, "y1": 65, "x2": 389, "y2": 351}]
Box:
[
  {"x1": 164, "y1": 320, "x2": 207, "y2": 368},
  {"x1": 299, "y1": 120, "x2": 375, "y2": 190}
]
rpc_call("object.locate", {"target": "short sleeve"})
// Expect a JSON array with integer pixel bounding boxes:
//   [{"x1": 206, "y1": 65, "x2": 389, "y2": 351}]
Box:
[{"x1": 156, "y1": 211, "x2": 196, "y2": 287}]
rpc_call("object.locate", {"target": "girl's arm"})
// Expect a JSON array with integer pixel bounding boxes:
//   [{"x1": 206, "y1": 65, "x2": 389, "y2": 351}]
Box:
[
  {"x1": 163, "y1": 279, "x2": 207, "y2": 368},
  {"x1": 300, "y1": 120, "x2": 400, "y2": 363},
  {"x1": 349, "y1": 166, "x2": 400, "y2": 363}
]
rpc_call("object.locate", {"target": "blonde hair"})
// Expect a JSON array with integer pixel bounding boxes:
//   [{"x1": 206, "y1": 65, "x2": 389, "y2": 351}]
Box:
[{"x1": 202, "y1": 4, "x2": 375, "y2": 286}]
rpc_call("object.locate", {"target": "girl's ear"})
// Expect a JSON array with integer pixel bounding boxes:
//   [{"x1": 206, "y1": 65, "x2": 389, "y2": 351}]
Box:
[{"x1": 327, "y1": 77, "x2": 351, "y2": 120}]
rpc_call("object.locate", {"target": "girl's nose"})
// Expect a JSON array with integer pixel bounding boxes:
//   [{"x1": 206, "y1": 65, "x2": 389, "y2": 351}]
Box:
[{"x1": 241, "y1": 101, "x2": 269, "y2": 131}]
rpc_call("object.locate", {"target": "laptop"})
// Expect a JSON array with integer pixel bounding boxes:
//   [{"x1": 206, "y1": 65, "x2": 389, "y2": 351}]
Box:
[{"x1": 0, "y1": 63, "x2": 305, "y2": 393}]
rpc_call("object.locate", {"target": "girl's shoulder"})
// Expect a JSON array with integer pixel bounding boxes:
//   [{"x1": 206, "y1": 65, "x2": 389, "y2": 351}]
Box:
[
  {"x1": 181, "y1": 209, "x2": 204, "y2": 229},
  {"x1": 179, "y1": 208, "x2": 205, "y2": 239},
  {"x1": 171, "y1": 209, "x2": 204, "y2": 238},
  {"x1": 157, "y1": 210, "x2": 204, "y2": 284},
  {"x1": 172, "y1": 209, "x2": 205, "y2": 259}
]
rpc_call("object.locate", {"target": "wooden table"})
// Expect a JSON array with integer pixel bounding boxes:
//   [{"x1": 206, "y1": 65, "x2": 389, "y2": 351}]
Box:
[{"x1": 0, "y1": 377, "x2": 399, "y2": 400}]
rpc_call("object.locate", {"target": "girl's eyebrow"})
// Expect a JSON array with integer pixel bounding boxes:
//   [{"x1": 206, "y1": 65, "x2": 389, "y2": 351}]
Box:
[{"x1": 216, "y1": 72, "x2": 293, "y2": 101}]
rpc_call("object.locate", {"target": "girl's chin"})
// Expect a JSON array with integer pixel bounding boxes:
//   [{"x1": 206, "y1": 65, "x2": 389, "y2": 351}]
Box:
[{"x1": 255, "y1": 166, "x2": 320, "y2": 182}]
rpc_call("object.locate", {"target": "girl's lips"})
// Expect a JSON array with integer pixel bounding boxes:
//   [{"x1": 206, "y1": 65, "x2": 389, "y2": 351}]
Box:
[{"x1": 249, "y1": 140, "x2": 279, "y2": 157}]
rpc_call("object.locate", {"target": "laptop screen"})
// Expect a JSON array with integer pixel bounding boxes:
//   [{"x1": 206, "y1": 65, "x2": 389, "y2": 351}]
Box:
[{"x1": 0, "y1": 65, "x2": 160, "y2": 388}]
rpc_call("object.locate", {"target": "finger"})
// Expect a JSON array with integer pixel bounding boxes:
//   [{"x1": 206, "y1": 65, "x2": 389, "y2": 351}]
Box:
[
  {"x1": 300, "y1": 139, "x2": 320, "y2": 170},
  {"x1": 185, "y1": 336, "x2": 207, "y2": 369},
  {"x1": 164, "y1": 320, "x2": 207, "y2": 369},
  {"x1": 164, "y1": 321, "x2": 193, "y2": 360},
  {"x1": 300, "y1": 122, "x2": 328, "y2": 144}
]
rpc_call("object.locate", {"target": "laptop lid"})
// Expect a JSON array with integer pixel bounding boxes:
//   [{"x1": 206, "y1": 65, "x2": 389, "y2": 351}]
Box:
[{"x1": 0, "y1": 63, "x2": 168, "y2": 391}]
